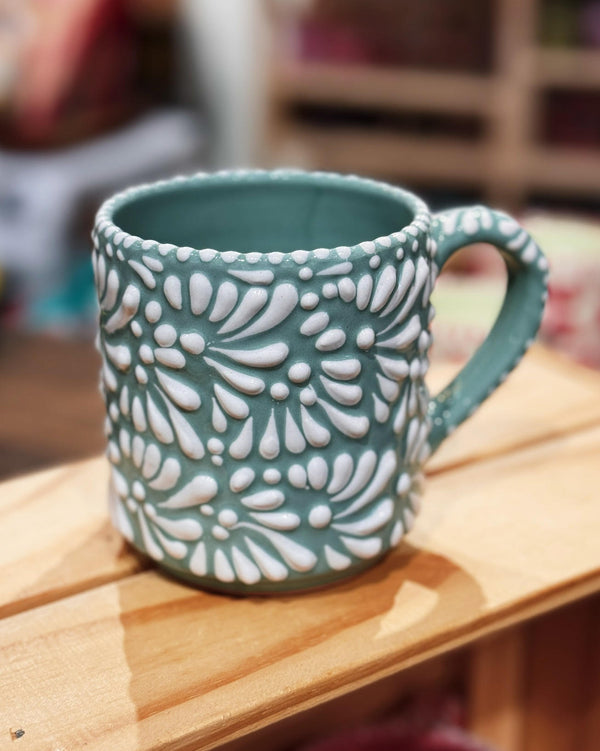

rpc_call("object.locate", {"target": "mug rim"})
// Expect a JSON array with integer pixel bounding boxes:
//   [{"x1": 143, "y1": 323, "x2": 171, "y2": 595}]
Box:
[{"x1": 93, "y1": 169, "x2": 431, "y2": 262}]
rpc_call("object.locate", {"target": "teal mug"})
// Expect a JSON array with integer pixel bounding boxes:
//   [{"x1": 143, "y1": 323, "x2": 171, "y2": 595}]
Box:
[{"x1": 93, "y1": 170, "x2": 548, "y2": 593}]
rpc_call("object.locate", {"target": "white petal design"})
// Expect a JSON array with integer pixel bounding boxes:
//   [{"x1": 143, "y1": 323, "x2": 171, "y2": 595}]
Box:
[
  {"x1": 141, "y1": 444, "x2": 161, "y2": 479},
  {"x1": 332, "y1": 450, "x2": 377, "y2": 502},
  {"x1": 217, "y1": 288, "x2": 268, "y2": 334},
  {"x1": 376, "y1": 373, "x2": 400, "y2": 402},
  {"x1": 209, "y1": 281, "x2": 238, "y2": 322},
  {"x1": 245, "y1": 537, "x2": 288, "y2": 581},
  {"x1": 102, "y1": 362, "x2": 118, "y2": 392},
  {"x1": 152, "y1": 514, "x2": 203, "y2": 541},
  {"x1": 390, "y1": 520, "x2": 404, "y2": 546},
  {"x1": 162, "y1": 398, "x2": 205, "y2": 459},
  {"x1": 204, "y1": 357, "x2": 264, "y2": 395},
  {"x1": 229, "y1": 467, "x2": 255, "y2": 492},
  {"x1": 376, "y1": 314, "x2": 422, "y2": 350},
  {"x1": 285, "y1": 409, "x2": 306, "y2": 453},
  {"x1": 96, "y1": 253, "x2": 106, "y2": 294},
  {"x1": 307, "y1": 456, "x2": 328, "y2": 490},
  {"x1": 407, "y1": 418, "x2": 429, "y2": 464},
  {"x1": 241, "y1": 489, "x2": 285, "y2": 511},
  {"x1": 300, "y1": 406, "x2": 331, "y2": 447},
  {"x1": 163, "y1": 275, "x2": 183, "y2": 309},
  {"x1": 156, "y1": 369, "x2": 200, "y2": 411},
  {"x1": 119, "y1": 386, "x2": 130, "y2": 416},
  {"x1": 393, "y1": 387, "x2": 409, "y2": 434},
  {"x1": 300, "y1": 312, "x2": 330, "y2": 336},
  {"x1": 132, "y1": 435, "x2": 144, "y2": 467},
  {"x1": 212, "y1": 398, "x2": 227, "y2": 433},
  {"x1": 149, "y1": 457, "x2": 181, "y2": 490},
  {"x1": 335, "y1": 450, "x2": 397, "y2": 519},
  {"x1": 211, "y1": 342, "x2": 289, "y2": 368},
  {"x1": 229, "y1": 268, "x2": 274, "y2": 285},
  {"x1": 223, "y1": 283, "x2": 298, "y2": 342},
  {"x1": 132, "y1": 396, "x2": 147, "y2": 432},
  {"x1": 214, "y1": 383, "x2": 249, "y2": 419},
  {"x1": 319, "y1": 376, "x2": 362, "y2": 406},
  {"x1": 240, "y1": 523, "x2": 317, "y2": 572},
  {"x1": 322, "y1": 358, "x2": 361, "y2": 381},
  {"x1": 119, "y1": 429, "x2": 131, "y2": 457},
  {"x1": 153, "y1": 527, "x2": 187, "y2": 559},
  {"x1": 288, "y1": 464, "x2": 307, "y2": 488},
  {"x1": 159, "y1": 474, "x2": 218, "y2": 509},
  {"x1": 370, "y1": 265, "x2": 396, "y2": 312},
  {"x1": 101, "y1": 269, "x2": 120, "y2": 311},
  {"x1": 105, "y1": 342, "x2": 131, "y2": 371},
  {"x1": 315, "y1": 328, "x2": 346, "y2": 351},
  {"x1": 146, "y1": 394, "x2": 175, "y2": 444},
  {"x1": 229, "y1": 417, "x2": 253, "y2": 459},
  {"x1": 138, "y1": 509, "x2": 163, "y2": 560},
  {"x1": 214, "y1": 549, "x2": 235, "y2": 582},
  {"x1": 128, "y1": 260, "x2": 156, "y2": 289},
  {"x1": 356, "y1": 274, "x2": 373, "y2": 310},
  {"x1": 142, "y1": 255, "x2": 163, "y2": 272},
  {"x1": 332, "y1": 498, "x2": 394, "y2": 536},
  {"x1": 376, "y1": 355, "x2": 410, "y2": 381},
  {"x1": 373, "y1": 394, "x2": 390, "y2": 423},
  {"x1": 379, "y1": 257, "x2": 429, "y2": 334},
  {"x1": 379, "y1": 259, "x2": 415, "y2": 317},
  {"x1": 259, "y1": 409, "x2": 280, "y2": 459},
  {"x1": 189, "y1": 541, "x2": 207, "y2": 575},
  {"x1": 231, "y1": 546, "x2": 261, "y2": 584},
  {"x1": 324, "y1": 545, "x2": 352, "y2": 571},
  {"x1": 111, "y1": 467, "x2": 129, "y2": 498},
  {"x1": 249, "y1": 511, "x2": 301, "y2": 530},
  {"x1": 327, "y1": 453, "x2": 354, "y2": 494},
  {"x1": 155, "y1": 348, "x2": 186, "y2": 369},
  {"x1": 340, "y1": 535, "x2": 382, "y2": 559},
  {"x1": 316, "y1": 262, "x2": 352, "y2": 276},
  {"x1": 317, "y1": 398, "x2": 370, "y2": 439},
  {"x1": 189, "y1": 273, "x2": 212, "y2": 315},
  {"x1": 110, "y1": 494, "x2": 134, "y2": 542}
]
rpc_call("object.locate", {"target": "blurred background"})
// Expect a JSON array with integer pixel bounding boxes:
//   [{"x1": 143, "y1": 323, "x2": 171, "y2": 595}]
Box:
[{"x1": 1, "y1": 0, "x2": 599, "y2": 478}]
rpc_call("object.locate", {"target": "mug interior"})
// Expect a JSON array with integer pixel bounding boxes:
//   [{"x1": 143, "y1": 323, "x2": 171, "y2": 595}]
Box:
[{"x1": 112, "y1": 174, "x2": 416, "y2": 253}]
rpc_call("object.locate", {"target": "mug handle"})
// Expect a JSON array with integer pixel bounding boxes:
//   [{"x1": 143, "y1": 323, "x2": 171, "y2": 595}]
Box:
[{"x1": 427, "y1": 206, "x2": 549, "y2": 453}]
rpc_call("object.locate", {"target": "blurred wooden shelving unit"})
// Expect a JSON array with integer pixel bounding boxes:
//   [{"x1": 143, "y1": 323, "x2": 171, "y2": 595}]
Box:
[{"x1": 266, "y1": 0, "x2": 600, "y2": 208}]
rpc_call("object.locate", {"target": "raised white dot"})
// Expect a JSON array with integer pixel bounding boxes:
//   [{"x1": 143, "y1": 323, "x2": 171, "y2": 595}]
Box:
[
  {"x1": 246, "y1": 252, "x2": 262, "y2": 264},
  {"x1": 130, "y1": 321, "x2": 142, "y2": 337},
  {"x1": 356, "y1": 327, "x2": 375, "y2": 349},
  {"x1": 154, "y1": 324, "x2": 177, "y2": 347},
  {"x1": 396, "y1": 248, "x2": 404, "y2": 261},
  {"x1": 201, "y1": 504, "x2": 214, "y2": 516},
  {"x1": 132, "y1": 481, "x2": 146, "y2": 501},
  {"x1": 309, "y1": 505, "x2": 332, "y2": 528},
  {"x1": 412, "y1": 239, "x2": 419, "y2": 252},
  {"x1": 177, "y1": 246, "x2": 193, "y2": 262},
  {"x1": 268, "y1": 252, "x2": 284, "y2": 264},
  {"x1": 126, "y1": 498, "x2": 137, "y2": 513},
  {"x1": 199, "y1": 248, "x2": 217, "y2": 262},
  {"x1": 139, "y1": 344, "x2": 154, "y2": 363},
  {"x1": 212, "y1": 525, "x2": 229, "y2": 540},
  {"x1": 270, "y1": 382, "x2": 289, "y2": 400},
  {"x1": 222, "y1": 251, "x2": 239, "y2": 263},
  {"x1": 288, "y1": 362, "x2": 311, "y2": 383},
  {"x1": 336, "y1": 246, "x2": 351, "y2": 259},
  {"x1": 377, "y1": 236, "x2": 392, "y2": 248},
  {"x1": 291, "y1": 250, "x2": 309, "y2": 264},
  {"x1": 299, "y1": 267, "x2": 313, "y2": 281},
  {"x1": 211, "y1": 455, "x2": 224, "y2": 466},
  {"x1": 301, "y1": 293, "x2": 319, "y2": 310},
  {"x1": 369, "y1": 255, "x2": 381, "y2": 269},
  {"x1": 180, "y1": 333, "x2": 205, "y2": 354},
  {"x1": 300, "y1": 386, "x2": 317, "y2": 406},
  {"x1": 288, "y1": 464, "x2": 307, "y2": 488},
  {"x1": 361, "y1": 240, "x2": 376, "y2": 254},
  {"x1": 218, "y1": 509, "x2": 238, "y2": 527},
  {"x1": 109, "y1": 402, "x2": 119, "y2": 421},
  {"x1": 263, "y1": 468, "x2": 281, "y2": 484},
  {"x1": 322, "y1": 283, "x2": 338, "y2": 299},
  {"x1": 145, "y1": 301, "x2": 162, "y2": 323},
  {"x1": 135, "y1": 365, "x2": 148, "y2": 384},
  {"x1": 207, "y1": 437, "x2": 224, "y2": 454},
  {"x1": 410, "y1": 358, "x2": 421, "y2": 379},
  {"x1": 314, "y1": 247, "x2": 330, "y2": 259}
]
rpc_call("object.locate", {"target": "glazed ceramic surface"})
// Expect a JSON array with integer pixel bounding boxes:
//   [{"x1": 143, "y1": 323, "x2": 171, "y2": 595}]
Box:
[{"x1": 93, "y1": 170, "x2": 548, "y2": 593}]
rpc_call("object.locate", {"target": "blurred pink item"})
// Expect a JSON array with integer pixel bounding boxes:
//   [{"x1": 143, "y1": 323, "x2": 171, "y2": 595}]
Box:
[{"x1": 297, "y1": 20, "x2": 372, "y2": 64}]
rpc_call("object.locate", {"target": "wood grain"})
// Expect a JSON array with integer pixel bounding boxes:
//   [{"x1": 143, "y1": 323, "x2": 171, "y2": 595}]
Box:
[{"x1": 1, "y1": 424, "x2": 599, "y2": 751}]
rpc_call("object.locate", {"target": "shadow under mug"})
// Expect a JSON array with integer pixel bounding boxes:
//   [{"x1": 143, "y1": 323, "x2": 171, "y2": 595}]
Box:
[{"x1": 93, "y1": 170, "x2": 548, "y2": 594}]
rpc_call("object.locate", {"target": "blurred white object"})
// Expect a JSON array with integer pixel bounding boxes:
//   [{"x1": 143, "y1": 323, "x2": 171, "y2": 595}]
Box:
[{"x1": 0, "y1": 109, "x2": 203, "y2": 303}]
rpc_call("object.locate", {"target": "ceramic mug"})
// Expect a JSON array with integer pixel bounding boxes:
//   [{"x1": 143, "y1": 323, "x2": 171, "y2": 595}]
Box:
[{"x1": 93, "y1": 170, "x2": 548, "y2": 593}]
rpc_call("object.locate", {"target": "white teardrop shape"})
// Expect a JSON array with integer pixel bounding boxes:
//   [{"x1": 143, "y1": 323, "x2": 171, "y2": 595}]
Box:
[
  {"x1": 324, "y1": 545, "x2": 352, "y2": 571},
  {"x1": 338, "y1": 277, "x2": 356, "y2": 302},
  {"x1": 317, "y1": 399, "x2": 370, "y2": 439},
  {"x1": 119, "y1": 386, "x2": 130, "y2": 416},
  {"x1": 285, "y1": 409, "x2": 306, "y2": 453},
  {"x1": 393, "y1": 388, "x2": 409, "y2": 434},
  {"x1": 102, "y1": 362, "x2": 117, "y2": 392},
  {"x1": 356, "y1": 275, "x2": 373, "y2": 310},
  {"x1": 335, "y1": 450, "x2": 397, "y2": 519},
  {"x1": 146, "y1": 394, "x2": 174, "y2": 444},
  {"x1": 379, "y1": 257, "x2": 430, "y2": 334},
  {"x1": 159, "y1": 474, "x2": 218, "y2": 509},
  {"x1": 223, "y1": 283, "x2": 298, "y2": 342},
  {"x1": 189, "y1": 273, "x2": 212, "y2": 315},
  {"x1": 229, "y1": 268, "x2": 274, "y2": 285},
  {"x1": 105, "y1": 342, "x2": 131, "y2": 371},
  {"x1": 341, "y1": 535, "x2": 382, "y2": 559},
  {"x1": 128, "y1": 261, "x2": 156, "y2": 289},
  {"x1": 370, "y1": 265, "x2": 397, "y2": 312},
  {"x1": 379, "y1": 259, "x2": 415, "y2": 317},
  {"x1": 327, "y1": 453, "x2": 354, "y2": 494},
  {"x1": 155, "y1": 348, "x2": 185, "y2": 369},
  {"x1": 217, "y1": 287, "x2": 268, "y2": 334},
  {"x1": 249, "y1": 511, "x2": 301, "y2": 530},
  {"x1": 332, "y1": 450, "x2": 377, "y2": 502},
  {"x1": 241, "y1": 523, "x2": 317, "y2": 572},
  {"x1": 288, "y1": 362, "x2": 311, "y2": 383},
  {"x1": 211, "y1": 342, "x2": 289, "y2": 368},
  {"x1": 241, "y1": 489, "x2": 285, "y2": 510},
  {"x1": 149, "y1": 457, "x2": 181, "y2": 490},
  {"x1": 315, "y1": 328, "x2": 346, "y2": 352},
  {"x1": 137, "y1": 510, "x2": 163, "y2": 560},
  {"x1": 214, "y1": 549, "x2": 235, "y2": 582},
  {"x1": 288, "y1": 464, "x2": 307, "y2": 488},
  {"x1": 204, "y1": 357, "x2": 264, "y2": 395},
  {"x1": 189, "y1": 541, "x2": 207, "y2": 575},
  {"x1": 101, "y1": 269, "x2": 120, "y2": 311},
  {"x1": 151, "y1": 527, "x2": 187, "y2": 560},
  {"x1": 319, "y1": 376, "x2": 362, "y2": 406},
  {"x1": 119, "y1": 428, "x2": 131, "y2": 457},
  {"x1": 164, "y1": 275, "x2": 183, "y2": 309},
  {"x1": 156, "y1": 369, "x2": 200, "y2": 411},
  {"x1": 230, "y1": 467, "x2": 255, "y2": 493},
  {"x1": 104, "y1": 284, "x2": 141, "y2": 333},
  {"x1": 376, "y1": 355, "x2": 410, "y2": 381},
  {"x1": 322, "y1": 358, "x2": 361, "y2": 381},
  {"x1": 143, "y1": 255, "x2": 163, "y2": 272},
  {"x1": 152, "y1": 514, "x2": 203, "y2": 541},
  {"x1": 132, "y1": 396, "x2": 147, "y2": 432},
  {"x1": 377, "y1": 314, "x2": 422, "y2": 350},
  {"x1": 212, "y1": 398, "x2": 227, "y2": 433},
  {"x1": 245, "y1": 537, "x2": 288, "y2": 581},
  {"x1": 376, "y1": 373, "x2": 400, "y2": 402},
  {"x1": 316, "y1": 261, "x2": 353, "y2": 276},
  {"x1": 307, "y1": 456, "x2": 328, "y2": 490},
  {"x1": 209, "y1": 281, "x2": 238, "y2": 322},
  {"x1": 300, "y1": 406, "x2": 331, "y2": 447},
  {"x1": 231, "y1": 546, "x2": 261, "y2": 584},
  {"x1": 300, "y1": 311, "x2": 329, "y2": 336},
  {"x1": 259, "y1": 410, "x2": 280, "y2": 459},
  {"x1": 180, "y1": 333, "x2": 205, "y2": 354},
  {"x1": 96, "y1": 253, "x2": 106, "y2": 294},
  {"x1": 390, "y1": 520, "x2": 404, "y2": 546},
  {"x1": 373, "y1": 394, "x2": 390, "y2": 423},
  {"x1": 159, "y1": 398, "x2": 204, "y2": 459},
  {"x1": 333, "y1": 498, "x2": 394, "y2": 536},
  {"x1": 229, "y1": 417, "x2": 253, "y2": 459},
  {"x1": 214, "y1": 384, "x2": 249, "y2": 420},
  {"x1": 142, "y1": 444, "x2": 161, "y2": 479},
  {"x1": 132, "y1": 435, "x2": 144, "y2": 467}
]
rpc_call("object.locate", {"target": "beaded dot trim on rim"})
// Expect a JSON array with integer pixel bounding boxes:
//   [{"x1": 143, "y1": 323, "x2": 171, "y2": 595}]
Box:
[{"x1": 93, "y1": 170, "x2": 431, "y2": 265}]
